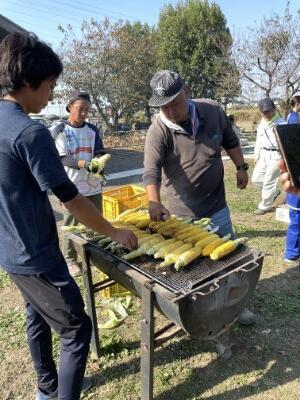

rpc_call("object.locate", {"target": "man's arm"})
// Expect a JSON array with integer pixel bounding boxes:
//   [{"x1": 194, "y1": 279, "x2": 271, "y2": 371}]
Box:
[
  {"x1": 143, "y1": 122, "x2": 171, "y2": 220},
  {"x1": 226, "y1": 146, "x2": 249, "y2": 190},
  {"x1": 221, "y1": 111, "x2": 249, "y2": 190},
  {"x1": 254, "y1": 124, "x2": 263, "y2": 163},
  {"x1": 146, "y1": 184, "x2": 171, "y2": 221},
  {"x1": 64, "y1": 193, "x2": 137, "y2": 249},
  {"x1": 279, "y1": 159, "x2": 300, "y2": 196}
]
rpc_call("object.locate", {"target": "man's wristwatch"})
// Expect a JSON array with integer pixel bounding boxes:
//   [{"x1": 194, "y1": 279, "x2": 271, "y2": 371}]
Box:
[{"x1": 236, "y1": 163, "x2": 249, "y2": 171}]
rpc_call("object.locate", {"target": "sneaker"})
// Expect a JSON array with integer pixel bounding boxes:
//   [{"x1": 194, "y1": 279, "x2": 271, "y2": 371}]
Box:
[
  {"x1": 67, "y1": 261, "x2": 82, "y2": 277},
  {"x1": 284, "y1": 257, "x2": 300, "y2": 265},
  {"x1": 36, "y1": 389, "x2": 58, "y2": 400},
  {"x1": 36, "y1": 376, "x2": 93, "y2": 400},
  {"x1": 238, "y1": 308, "x2": 256, "y2": 326},
  {"x1": 254, "y1": 208, "x2": 268, "y2": 215}
]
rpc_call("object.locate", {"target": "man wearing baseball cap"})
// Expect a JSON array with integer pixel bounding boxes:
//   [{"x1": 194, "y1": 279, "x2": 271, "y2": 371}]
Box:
[
  {"x1": 50, "y1": 90, "x2": 105, "y2": 276},
  {"x1": 143, "y1": 70, "x2": 255, "y2": 325},
  {"x1": 252, "y1": 97, "x2": 286, "y2": 215},
  {"x1": 144, "y1": 70, "x2": 248, "y2": 233}
]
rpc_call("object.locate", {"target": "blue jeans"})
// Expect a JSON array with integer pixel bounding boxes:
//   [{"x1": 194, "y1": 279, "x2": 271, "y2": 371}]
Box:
[
  {"x1": 285, "y1": 194, "x2": 300, "y2": 260},
  {"x1": 9, "y1": 262, "x2": 92, "y2": 400},
  {"x1": 210, "y1": 206, "x2": 235, "y2": 238}
]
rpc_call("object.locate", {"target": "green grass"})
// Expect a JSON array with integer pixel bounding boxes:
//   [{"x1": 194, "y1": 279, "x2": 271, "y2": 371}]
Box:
[
  {"x1": 0, "y1": 269, "x2": 11, "y2": 288},
  {"x1": 1, "y1": 161, "x2": 300, "y2": 400}
]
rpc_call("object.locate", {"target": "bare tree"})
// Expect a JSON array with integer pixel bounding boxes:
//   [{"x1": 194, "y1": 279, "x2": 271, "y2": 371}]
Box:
[{"x1": 234, "y1": 3, "x2": 300, "y2": 111}]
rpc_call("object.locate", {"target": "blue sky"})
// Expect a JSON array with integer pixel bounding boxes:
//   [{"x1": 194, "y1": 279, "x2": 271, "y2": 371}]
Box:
[{"x1": 1, "y1": 0, "x2": 299, "y2": 49}]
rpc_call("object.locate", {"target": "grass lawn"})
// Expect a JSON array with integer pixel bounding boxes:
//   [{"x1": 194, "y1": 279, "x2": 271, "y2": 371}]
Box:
[{"x1": 1, "y1": 160, "x2": 300, "y2": 400}]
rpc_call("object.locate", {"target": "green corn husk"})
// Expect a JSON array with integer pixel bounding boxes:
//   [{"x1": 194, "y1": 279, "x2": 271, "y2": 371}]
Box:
[
  {"x1": 122, "y1": 249, "x2": 143, "y2": 260},
  {"x1": 97, "y1": 237, "x2": 113, "y2": 247},
  {"x1": 61, "y1": 224, "x2": 87, "y2": 233}
]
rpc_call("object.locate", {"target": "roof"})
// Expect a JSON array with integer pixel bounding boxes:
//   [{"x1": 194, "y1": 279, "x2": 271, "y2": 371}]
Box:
[{"x1": 0, "y1": 14, "x2": 27, "y2": 41}]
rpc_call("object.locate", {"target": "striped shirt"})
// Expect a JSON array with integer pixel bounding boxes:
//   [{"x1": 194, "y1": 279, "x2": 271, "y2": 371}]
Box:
[{"x1": 54, "y1": 122, "x2": 104, "y2": 196}]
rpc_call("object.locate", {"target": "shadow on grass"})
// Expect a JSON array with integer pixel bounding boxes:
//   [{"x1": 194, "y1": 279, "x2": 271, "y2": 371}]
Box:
[
  {"x1": 236, "y1": 229, "x2": 286, "y2": 239},
  {"x1": 91, "y1": 266, "x2": 300, "y2": 400}
]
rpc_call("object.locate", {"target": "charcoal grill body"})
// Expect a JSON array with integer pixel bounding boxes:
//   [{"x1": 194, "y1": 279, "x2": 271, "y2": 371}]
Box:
[
  {"x1": 88, "y1": 244, "x2": 263, "y2": 339},
  {"x1": 70, "y1": 235, "x2": 263, "y2": 400}
]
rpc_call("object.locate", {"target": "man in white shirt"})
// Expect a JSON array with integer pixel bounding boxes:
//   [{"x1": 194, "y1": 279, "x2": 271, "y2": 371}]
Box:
[{"x1": 252, "y1": 98, "x2": 286, "y2": 215}]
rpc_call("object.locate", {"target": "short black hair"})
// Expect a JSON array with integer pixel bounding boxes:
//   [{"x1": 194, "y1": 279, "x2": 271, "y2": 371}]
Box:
[
  {"x1": 290, "y1": 96, "x2": 300, "y2": 108},
  {"x1": 0, "y1": 32, "x2": 63, "y2": 95}
]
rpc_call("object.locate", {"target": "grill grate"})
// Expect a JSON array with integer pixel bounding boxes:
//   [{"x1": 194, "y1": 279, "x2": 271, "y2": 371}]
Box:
[
  {"x1": 126, "y1": 245, "x2": 256, "y2": 294},
  {"x1": 87, "y1": 238, "x2": 258, "y2": 294}
]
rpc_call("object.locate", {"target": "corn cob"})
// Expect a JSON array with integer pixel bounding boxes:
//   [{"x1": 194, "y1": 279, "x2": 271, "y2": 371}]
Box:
[
  {"x1": 157, "y1": 220, "x2": 183, "y2": 235},
  {"x1": 149, "y1": 217, "x2": 176, "y2": 232},
  {"x1": 176, "y1": 225, "x2": 203, "y2": 235},
  {"x1": 202, "y1": 234, "x2": 231, "y2": 256},
  {"x1": 210, "y1": 237, "x2": 248, "y2": 261},
  {"x1": 123, "y1": 211, "x2": 149, "y2": 223},
  {"x1": 193, "y1": 217, "x2": 211, "y2": 226},
  {"x1": 148, "y1": 220, "x2": 162, "y2": 230},
  {"x1": 135, "y1": 218, "x2": 151, "y2": 229},
  {"x1": 97, "y1": 237, "x2": 113, "y2": 246},
  {"x1": 183, "y1": 231, "x2": 211, "y2": 244},
  {"x1": 138, "y1": 234, "x2": 162, "y2": 246},
  {"x1": 154, "y1": 241, "x2": 184, "y2": 259},
  {"x1": 61, "y1": 224, "x2": 87, "y2": 233},
  {"x1": 161, "y1": 228, "x2": 180, "y2": 237},
  {"x1": 134, "y1": 231, "x2": 149, "y2": 238},
  {"x1": 176, "y1": 226, "x2": 207, "y2": 240},
  {"x1": 116, "y1": 208, "x2": 140, "y2": 221},
  {"x1": 159, "y1": 243, "x2": 193, "y2": 267},
  {"x1": 123, "y1": 236, "x2": 162, "y2": 260},
  {"x1": 146, "y1": 238, "x2": 175, "y2": 255},
  {"x1": 194, "y1": 233, "x2": 220, "y2": 249},
  {"x1": 174, "y1": 246, "x2": 203, "y2": 271}
]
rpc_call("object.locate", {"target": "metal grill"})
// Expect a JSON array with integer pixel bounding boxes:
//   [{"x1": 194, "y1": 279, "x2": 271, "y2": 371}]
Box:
[
  {"x1": 88, "y1": 239, "x2": 258, "y2": 294},
  {"x1": 122, "y1": 245, "x2": 256, "y2": 294}
]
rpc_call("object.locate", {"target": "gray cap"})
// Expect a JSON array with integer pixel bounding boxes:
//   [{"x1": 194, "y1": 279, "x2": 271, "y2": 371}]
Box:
[
  {"x1": 258, "y1": 98, "x2": 275, "y2": 112},
  {"x1": 149, "y1": 70, "x2": 184, "y2": 107},
  {"x1": 66, "y1": 90, "x2": 91, "y2": 112}
]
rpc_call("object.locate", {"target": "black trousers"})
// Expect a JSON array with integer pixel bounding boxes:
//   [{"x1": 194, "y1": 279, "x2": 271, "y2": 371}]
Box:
[{"x1": 9, "y1": 261, "x2": 92, "y2": 400}]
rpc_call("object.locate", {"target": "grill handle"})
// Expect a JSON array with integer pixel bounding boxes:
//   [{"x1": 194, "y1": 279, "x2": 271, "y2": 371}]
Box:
[
  {"x1": 193, "y1": 281, "x2": 220, "y2": 297},
  {"x1": 237, "y1": 261, "x2": 259, "y2": 273}
]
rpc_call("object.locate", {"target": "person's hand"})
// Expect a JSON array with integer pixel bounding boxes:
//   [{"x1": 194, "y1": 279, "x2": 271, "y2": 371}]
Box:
[
  {"x1": 236, "y1": 170, "x2": 248, "y2": 189},
  {"x1": 84, "y1": 161, "x2": 99, "y2": 174},
  {"x1": 279, "y1": 159, "x2": 300, "y2": 196},
  {"x1": 148, "y1": 201, "x2": 171, "y2": 221},
  {"x1": 111, "y1": 228, "x2": 138, "y2": 250}
]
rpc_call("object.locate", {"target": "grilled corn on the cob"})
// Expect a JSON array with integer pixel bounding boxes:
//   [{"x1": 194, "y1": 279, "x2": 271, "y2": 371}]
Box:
[
  {"x1": 123, "y1": 236, "x2": 163, "y2": 260},
  {"x1": 210, "y1": 237, "x2": 248, "y2": 260},
  {"x1": 154, "y1": 241, "x2": 184, "y2": 259},
  {"x1": 159, "y1": 243, "x2": 193, "y2": 267},
  {"x1": 146, "y1": 238, "x2": 176, "y2": 255},
  {"x1": 202, "y1": 234, "x2": 231, "y2": 256},
  {"x1": 174, "y1": 246, "x2": 203, "y2": 271},
  {"x1": 194, "y1": 233, "x2": 220, "y2": 249}
]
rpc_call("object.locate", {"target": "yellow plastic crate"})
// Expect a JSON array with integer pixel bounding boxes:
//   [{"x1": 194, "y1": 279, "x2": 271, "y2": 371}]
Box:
[
  {"x1": 102, "y1": 184, "x2": 148, "y2": 220},
  {"x1": 99, "y1": 271, "x2": 131, "y2": 298}
]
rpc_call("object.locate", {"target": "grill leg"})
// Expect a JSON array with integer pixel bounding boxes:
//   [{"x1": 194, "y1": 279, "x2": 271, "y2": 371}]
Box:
[
  {"x1": 215, "y1": 329, "x2": 233, "y2": 360},
  {"x1": 141, "y1": 281, "x2": 155, "y2": 400},
  {"x1": 81, "y1": 245, "x2": 101, "y2": 358}
]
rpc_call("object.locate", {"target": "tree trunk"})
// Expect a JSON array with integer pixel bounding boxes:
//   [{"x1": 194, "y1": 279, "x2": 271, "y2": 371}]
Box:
[
  {"x1": 145, "y1": 104, "x2": 152, "y2": 124},
  {"x1": 93, "y1": 100, "x2": 113, "y2": 132}
]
